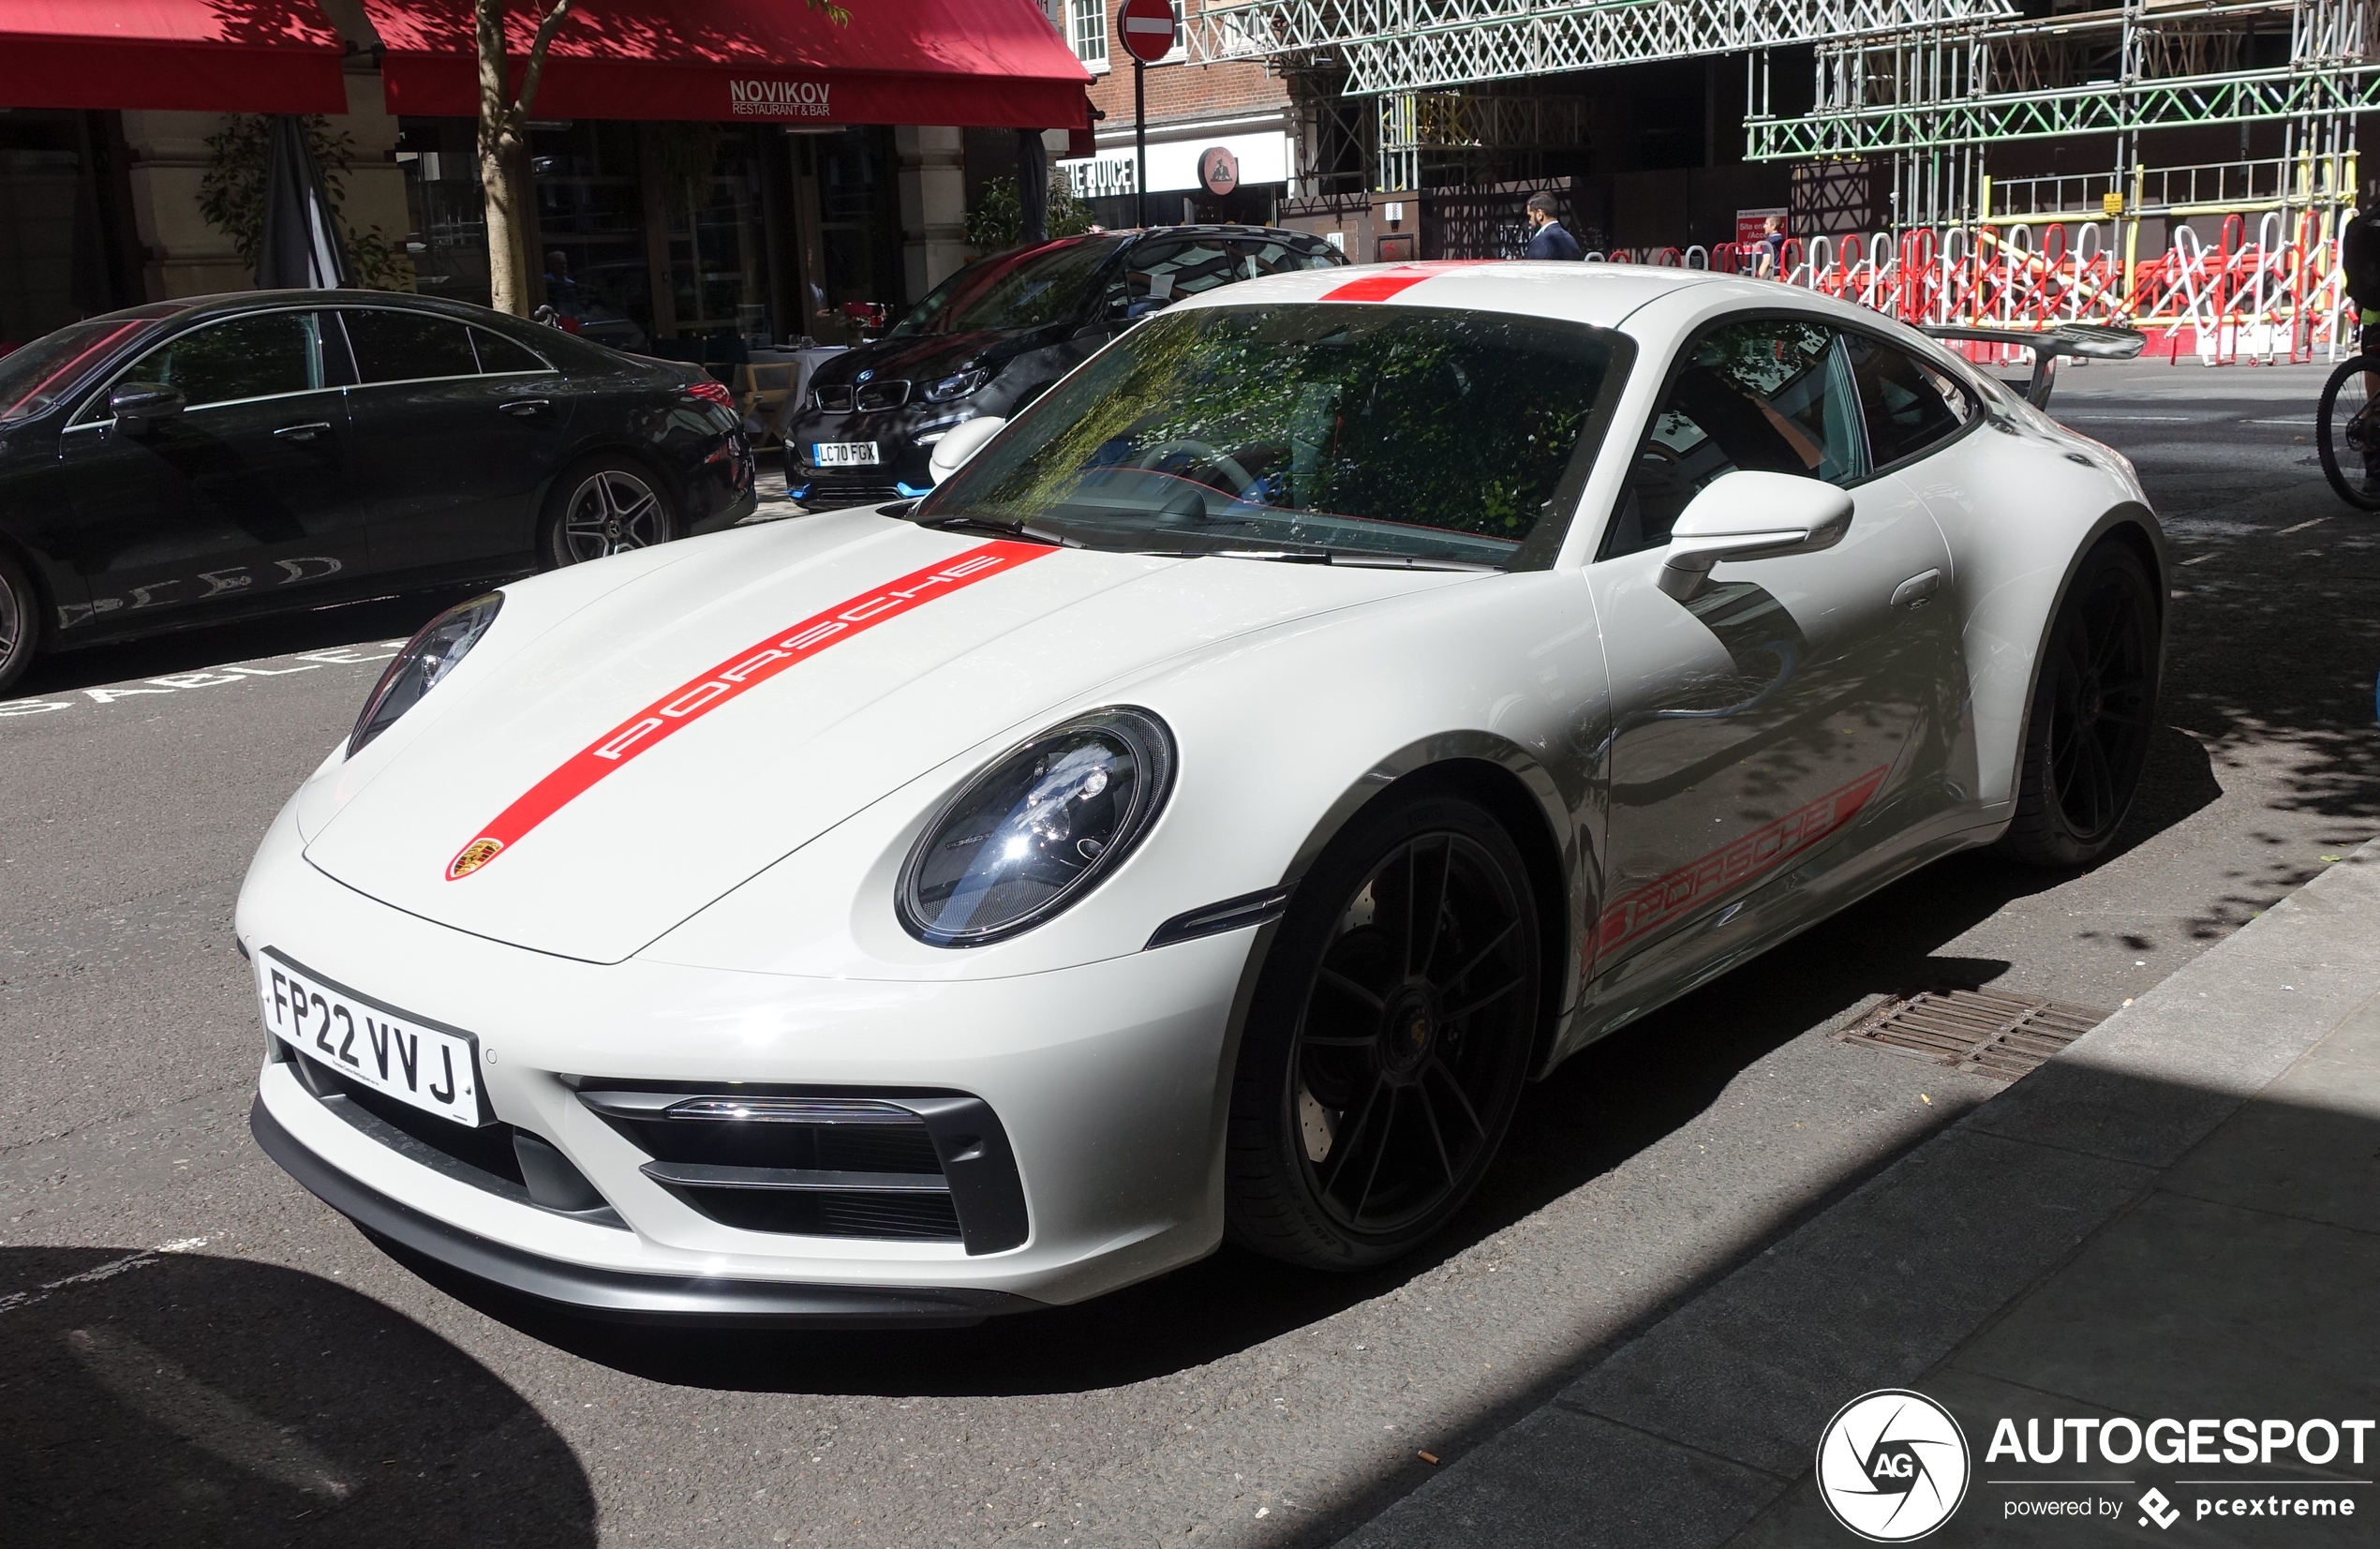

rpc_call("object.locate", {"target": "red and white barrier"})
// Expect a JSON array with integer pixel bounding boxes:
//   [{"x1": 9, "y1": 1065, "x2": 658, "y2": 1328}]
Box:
[{"x1": 1584, "y1": 216, "x2": 2355, "y2": 365}]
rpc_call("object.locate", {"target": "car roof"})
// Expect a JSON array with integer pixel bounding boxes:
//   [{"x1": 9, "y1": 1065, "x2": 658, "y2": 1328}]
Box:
[
  {"x1": 1164, "y1": 260, "x2": 1775, "y2": 332},
  {"x1": 73, "y1": 289, "x2": 524, "y2": 331}
]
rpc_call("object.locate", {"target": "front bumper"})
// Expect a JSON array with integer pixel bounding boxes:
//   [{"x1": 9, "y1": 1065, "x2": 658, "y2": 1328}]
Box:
[
  {"x1": 781, "y1": 406, "x2": 963, "y2": 506},
  {"x1": 237, "y1": 794, "x2": 1254, "y2": 1318},
  {"x1": 251, "y1": 1095, "x2": 1033, "y2": 1325}
]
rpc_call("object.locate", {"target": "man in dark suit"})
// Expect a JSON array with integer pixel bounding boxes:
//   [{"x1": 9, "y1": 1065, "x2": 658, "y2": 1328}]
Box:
[{"x1": 1524, "y1": 193, "x2": 1584, "y2": 261}]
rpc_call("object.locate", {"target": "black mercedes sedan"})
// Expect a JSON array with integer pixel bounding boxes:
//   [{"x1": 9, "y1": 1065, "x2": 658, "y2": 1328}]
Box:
[
  {"x1": 0, "y1": 290, "x2": 756, "y2": 694},
  {"x1": 784, "y1": 226, "x2": 1346, "y2": 509}
]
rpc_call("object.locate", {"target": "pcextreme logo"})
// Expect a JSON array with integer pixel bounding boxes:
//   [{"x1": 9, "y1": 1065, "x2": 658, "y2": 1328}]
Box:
[{"x1": 1816, "y1": 1390, "x2": 1971, "y2": 1542}]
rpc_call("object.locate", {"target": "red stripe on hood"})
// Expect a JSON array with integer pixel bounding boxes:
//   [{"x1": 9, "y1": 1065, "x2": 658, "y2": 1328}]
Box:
[
  {"x1": 1320, "y1": 261, "x2": 1497, "y2": 303},
  {"x1": 445, "y1": 539, "x2": 1053, "y2": 882}
]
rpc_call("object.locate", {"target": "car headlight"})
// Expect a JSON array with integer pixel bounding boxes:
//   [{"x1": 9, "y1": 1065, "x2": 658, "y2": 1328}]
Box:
[
  {"x1": 898, "y1": 707, "x2": 1175, "y2": 946},
  {"x1": 348, "y1": 592, "x2": 503, "y2": 757},
  {"x1": 921, "y1": 368, "x2": 989, "y2": 403}
]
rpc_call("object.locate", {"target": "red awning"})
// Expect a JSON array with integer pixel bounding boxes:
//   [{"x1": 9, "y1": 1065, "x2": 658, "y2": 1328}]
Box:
[
  {"x1": 362, "y1": 0, "x2": 1092, "y2": 130},
  {"x1": 0, "y1": 0, "x2": 347, "y2": 112}
]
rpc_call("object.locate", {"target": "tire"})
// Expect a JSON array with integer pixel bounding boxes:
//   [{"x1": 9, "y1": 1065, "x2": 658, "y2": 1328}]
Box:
[
  {"x1": 2314, "y1": 354, "x2": 2380, "y2": 512},
  {"x1": 1996, "y1": 540, "x2": 2160, "y2": 868},
  {"x1": 541, "y1": 455, "x2": 678, "y2": 569},
  {"x1": 0, "y1": 550, "x2": 40, "y2": 698},
  {"x1": 1225, "y1": 787, "x2": 1541, "y2": 1270}
]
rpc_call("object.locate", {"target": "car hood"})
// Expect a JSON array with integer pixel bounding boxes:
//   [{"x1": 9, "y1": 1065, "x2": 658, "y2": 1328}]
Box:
[
  {"x1": 302, "y1": 514, "x2": 1465, "y2": 964},
  {"x1": 817, "y1": 329, "x2": 1048, "y2": 388}
]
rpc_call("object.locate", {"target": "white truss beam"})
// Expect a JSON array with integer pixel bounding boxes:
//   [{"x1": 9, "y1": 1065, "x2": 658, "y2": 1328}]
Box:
[{"x1": 1188, "y1": 0, "x2": 2016, "y2": 94}]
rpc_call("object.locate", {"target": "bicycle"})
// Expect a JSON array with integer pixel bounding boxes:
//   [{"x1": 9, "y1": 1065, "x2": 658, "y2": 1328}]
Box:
[{"x1": 2316, "y1": 352, "x2": 2380, "y2": 509}]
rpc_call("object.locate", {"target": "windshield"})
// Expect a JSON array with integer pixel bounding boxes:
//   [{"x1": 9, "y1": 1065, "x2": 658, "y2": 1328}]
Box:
[
  {"x1": 918, "y1": 303, "x2": 1625, "y2": 566},
  {"x1": 892, "y1": 238, "x2": 1123, "y2": 337},
  {"x1": 0, "y1": 316, "x2": 159, "y2": 423}
]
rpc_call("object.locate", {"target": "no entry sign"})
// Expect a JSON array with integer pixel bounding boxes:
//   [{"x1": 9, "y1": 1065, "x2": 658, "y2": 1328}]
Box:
[{"x1": 1118, "y1": 0, "x2": 1176, "y2": 65}]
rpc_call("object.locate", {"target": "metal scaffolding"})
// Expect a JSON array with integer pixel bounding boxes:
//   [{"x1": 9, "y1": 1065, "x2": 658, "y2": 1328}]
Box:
[{"x1": 1194, "y1": 0, "x2": 2380, "y2": 239}]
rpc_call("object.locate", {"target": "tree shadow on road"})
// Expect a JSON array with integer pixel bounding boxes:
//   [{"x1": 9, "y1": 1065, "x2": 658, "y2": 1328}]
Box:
[{"x1": 0, "y1": 1248, "x2": 594, "y2": 1549}]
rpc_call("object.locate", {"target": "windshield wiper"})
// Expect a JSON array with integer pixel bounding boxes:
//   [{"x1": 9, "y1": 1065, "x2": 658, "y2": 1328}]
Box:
[
  {"x1": 1127, "y1": 546, "x2": 1500, "y2": 573},
  {"x1": 915, "y1": 513, "x2": 1078, "y2": 548}
]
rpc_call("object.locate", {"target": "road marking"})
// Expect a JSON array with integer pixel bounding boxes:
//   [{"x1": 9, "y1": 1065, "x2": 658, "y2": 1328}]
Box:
[
  {"x1": 0, "y1": 1236, "x2": 209, "y2": 1316},
  {"x1": 67, "y1": 1322, "x2": 354, "y2": 1500},
  {"x1": 2245, "y1": 418, "x2": 2319, "y2": 426},
  {"x1": 0, "y1": 644, "x2": 404, "y2": 722},
  {"x1": 2276, "y1": 516, "x2": 2329, "y2": 534},
  {"x1": 2179, "y1": 552, "x2": 2220, "y2": 565},
  {"x1": 2059, "y1": 414, "x2": 2194, "y2": 423}
]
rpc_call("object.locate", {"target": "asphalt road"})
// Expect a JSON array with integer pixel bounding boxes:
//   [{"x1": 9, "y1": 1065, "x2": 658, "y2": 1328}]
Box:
[{"x1": 2, "y1": 362, "x2": 2374, "y2": 1549}]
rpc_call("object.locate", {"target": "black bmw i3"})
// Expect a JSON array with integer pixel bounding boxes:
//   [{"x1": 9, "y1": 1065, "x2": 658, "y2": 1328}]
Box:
[{"x1": 784, "y1": 226, "x2": 1346, "y2": 510}]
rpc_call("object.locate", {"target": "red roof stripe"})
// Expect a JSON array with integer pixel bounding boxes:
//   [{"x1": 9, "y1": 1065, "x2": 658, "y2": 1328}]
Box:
[
  {"x1": 1319, "y1": 261, "x2": 1502, "y2": 303},
  {"x1": 445, "y1": 540, "x2": 1055, "y2": 883}
]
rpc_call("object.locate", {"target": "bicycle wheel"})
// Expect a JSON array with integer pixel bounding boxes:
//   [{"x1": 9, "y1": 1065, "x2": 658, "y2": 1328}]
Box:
[{"x1": 2315, "y1": 353, "x2": 2380, "y2": 511}]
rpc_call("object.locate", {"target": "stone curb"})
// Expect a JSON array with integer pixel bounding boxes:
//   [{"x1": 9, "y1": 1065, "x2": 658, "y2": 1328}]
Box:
[{"x1": 1334, "y1": 840, "x2": 2380, "y2": 1548}]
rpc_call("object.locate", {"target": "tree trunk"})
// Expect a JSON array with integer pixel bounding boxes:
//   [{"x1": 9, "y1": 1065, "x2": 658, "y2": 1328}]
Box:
[{"x1": 480, "y1": 111, "x2": 529, "y2": 314}]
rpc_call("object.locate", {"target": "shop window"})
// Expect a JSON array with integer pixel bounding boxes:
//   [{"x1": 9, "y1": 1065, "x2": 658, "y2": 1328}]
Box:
[{"x1": 0, "y1": 109, "x2": 140, "y2": 350}]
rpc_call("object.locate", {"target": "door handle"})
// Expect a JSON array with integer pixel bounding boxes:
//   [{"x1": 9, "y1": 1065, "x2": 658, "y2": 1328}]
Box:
[
  {"x1": 1891, "y1": 569, "x2": 1942, "y2": 608},
  {"x1": 499, "y1": 399, "x2": 551, "y2": 418},
  {"x1": 274, "y1": 421, "x2": 334, "y2": 441}
]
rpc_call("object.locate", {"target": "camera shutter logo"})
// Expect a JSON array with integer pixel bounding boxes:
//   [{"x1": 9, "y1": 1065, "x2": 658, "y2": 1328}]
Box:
[{"x1": 1815, "y1": 1390, "x2": 1971, "y2": 1542}]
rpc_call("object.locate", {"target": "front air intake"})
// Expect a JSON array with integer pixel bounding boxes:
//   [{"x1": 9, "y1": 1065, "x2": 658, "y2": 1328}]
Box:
[{"x1": 574, "y1": 1084, "x2": 1028, "y2": 1254}]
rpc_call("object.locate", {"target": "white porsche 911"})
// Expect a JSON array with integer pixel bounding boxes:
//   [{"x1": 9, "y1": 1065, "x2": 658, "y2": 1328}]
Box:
[{"x1": 240, "y1": 261, "x2": 2164, "y2": 1324}]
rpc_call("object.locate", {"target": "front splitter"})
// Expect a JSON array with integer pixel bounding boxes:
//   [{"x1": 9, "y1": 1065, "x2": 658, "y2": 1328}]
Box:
[{"x1": 250, "y1": 1096, "x2": 1041, "y2": 1328}]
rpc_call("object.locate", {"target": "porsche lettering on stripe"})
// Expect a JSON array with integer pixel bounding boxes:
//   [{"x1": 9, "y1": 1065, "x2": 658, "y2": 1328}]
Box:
[
  {"x1": 1320, "y1": 261, "x2": 1495, "y2": 304},
  {"x1": 1592, "y1": 765, "x2": 1891, "y2": 957},
  {"x1": 445, "y1": 540, "x2": 1052, "y2": 882}
]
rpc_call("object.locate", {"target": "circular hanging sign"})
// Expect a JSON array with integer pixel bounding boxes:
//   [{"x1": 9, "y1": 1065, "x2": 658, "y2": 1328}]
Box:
[
  {"x1": 1197, "y1": 146, "x2": 1240, "y2": 197},
  {"x1": 1117, "y1": 0, "x2": 1177, "y2": 65}
]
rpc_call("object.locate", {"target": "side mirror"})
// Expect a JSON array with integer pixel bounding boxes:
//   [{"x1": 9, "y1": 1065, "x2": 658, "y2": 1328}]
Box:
[
  {"x1": 927, "y1": 416, "x2": 1006, "y2": 486},
  {"x1": 1657, "y1": 469, "x2": 1852, "y2": 603},
  {"x1": 109, "y1": 381, "x2": 185, "y2": 428}
]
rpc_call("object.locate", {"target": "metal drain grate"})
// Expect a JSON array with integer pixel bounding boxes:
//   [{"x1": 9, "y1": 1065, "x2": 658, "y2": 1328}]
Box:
[{"x1": 1837, "y1": 987, "x2": 2109, "y2": 1081}]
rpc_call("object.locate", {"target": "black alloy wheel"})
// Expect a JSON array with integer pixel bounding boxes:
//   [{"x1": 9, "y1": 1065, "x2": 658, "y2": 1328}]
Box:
[
  {"x1": 543, "y1": 457, "x2": 677, "y2": 568},
  {"x1": 1227, "y1": 788, "x2": 1540, "y2": 1269},
  {"x1": 0, "y1": 550, "x2": 38, "y2": 697},
  {"x1": 1998, "y1": 540, "x2": 2160, "y2": 867},
  {"x1": 2314, "y1": 353, "x2": 2380, "y2": 511}
]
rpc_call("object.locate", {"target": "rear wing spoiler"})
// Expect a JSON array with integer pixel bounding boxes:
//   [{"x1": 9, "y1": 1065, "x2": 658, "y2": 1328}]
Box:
[{"x1": 1918, "y1": 323, "x2": 2146, "y2": 409}]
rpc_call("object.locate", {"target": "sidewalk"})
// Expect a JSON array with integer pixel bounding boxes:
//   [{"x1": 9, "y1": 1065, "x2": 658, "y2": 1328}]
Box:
[{"x1": 1338, "y1": 841, "x2": 2380, "y2": 1547}]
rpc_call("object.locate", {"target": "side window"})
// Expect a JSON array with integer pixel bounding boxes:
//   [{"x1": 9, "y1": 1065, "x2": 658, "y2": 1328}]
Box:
[
  {"x1": 470, "y1": 326, "x2": 550, "y2": 375},
  {"x1": 1845, "y1": 334, "x2": 1975, "y2": 467},
  {"x1": 342, "y1": 309, "x2": 479, "y2": 383},
  {"x1": 1602, "y1": 317, "x2": 1867, "y2": 559},
  {"x1": 1108, "y1": 240, "x2": 1242, "y2": 319},
  {"x1": 114, "y1": 311, "x2": 323, "y2": 410}
]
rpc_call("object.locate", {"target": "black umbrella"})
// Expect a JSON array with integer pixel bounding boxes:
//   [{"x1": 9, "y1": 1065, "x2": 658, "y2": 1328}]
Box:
[
  {"x1": 1017, "y1": 128, "x2": 1049, "y2": 246},
  {"x1": 256, "y1": 114, "x2": 351, "y2": 290}
]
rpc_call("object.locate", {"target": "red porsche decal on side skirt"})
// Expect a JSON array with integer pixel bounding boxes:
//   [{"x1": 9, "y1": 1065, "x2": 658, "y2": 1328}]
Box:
[
  {"x1": 1592, "y1": 764, "x2": 1891, "y2": 957},
  {"x1": 446, "y1": 540, "x2": 1053, "y2": 881}
]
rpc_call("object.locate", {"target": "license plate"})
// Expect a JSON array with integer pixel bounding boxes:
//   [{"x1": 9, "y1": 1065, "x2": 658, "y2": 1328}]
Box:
[
  {"x1": 812, "y1": 440, "x2": 879, "y2": 468},
  {"x1": 257, "y1": 949, "x2": 486, "y2": 1127}
]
